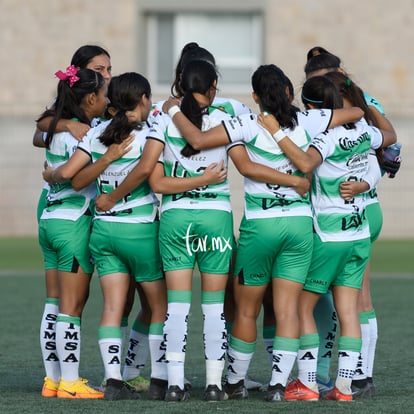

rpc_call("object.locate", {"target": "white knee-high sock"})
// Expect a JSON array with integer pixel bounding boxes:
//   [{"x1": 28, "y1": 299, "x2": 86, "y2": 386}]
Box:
[
  {"x1": 149, "y1": 322, "x2": 167, "y2": 381},
  {"x1": 270, "y1": 337, "x2": 299, "y2": 387},
  {"x1": 40, "y1": 298, "x2": 60, "y2": 382},
  {"x1": 367, "y1": 310, "x2": 378, "y2": 379},
  {"x1": 164, "y1": 290, "x2": 191, "y2": 388},
  {"x1": 226, "y1": 336, "x2": 256, "y2": 385},
  {"x1": 98, "y1": 326, "x2": 123, "y2": 381},
  {"x1": 55, "y1": 314, "x2": 81, "y2": 382},
  {"x1": 202, "y1": 290, "x2": 227, "y2": 388},
  {"x1": 123, "y1": 319, "x2": 150, "y2": 381},
  {"x1": 353, "y1": 312, "x2": 370, "y2": 380},
  {"x1": 297, "y1": 333, "x2": 319, "y2": 392},
  {"x1": 335, "y1": 336, "x2": 362, "y2": 395}
]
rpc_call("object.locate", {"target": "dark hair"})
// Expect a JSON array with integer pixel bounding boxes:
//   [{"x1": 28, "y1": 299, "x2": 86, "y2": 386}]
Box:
[
  {"x1": 323, "y1": 71, "x2": 377, "y2": 126},
  {"x1": 301, "y1": 75, "x2": 343, "y2": 111},
  {"x1": 304, "y1": 51, "x2": 341, "y2": 76},
  {"x1": 99, "y1": 72, "x2": 151, "y2": 146},
  {"x1": 323, "y1": 71, "x2": 384, "y2": 159},
  {"x1": 306, "y1": 46, "x2": 330, "y2": 61},
  {"x1": 251, "y1": 64, "x2": 298, "y2": 129},
  {"x1": 179, "y1": 59, "x2": 218, "y2": 157},
  {"x1": 171, "y1": 42, "x2": 216, "y2": 98},
  {"x1": 70, "y1": 45, "x2": 110, "y2": 69},
  {"x1": 38, "y1": 69, "x2": 105, "y2": 148}
]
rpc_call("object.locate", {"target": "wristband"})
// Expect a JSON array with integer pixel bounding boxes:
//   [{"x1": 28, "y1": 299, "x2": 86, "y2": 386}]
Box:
[
  {"x1": 272, "y1": 129, "x2": 286, "y2": 143},
  {"x1": 168, "y1": 105, "x2": 181, "y2": 118}
]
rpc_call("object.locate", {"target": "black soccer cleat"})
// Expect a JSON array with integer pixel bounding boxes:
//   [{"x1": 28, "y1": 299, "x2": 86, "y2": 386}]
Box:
[{"x1": 104, "y1": 378, "x2": 141, "y2": 400}]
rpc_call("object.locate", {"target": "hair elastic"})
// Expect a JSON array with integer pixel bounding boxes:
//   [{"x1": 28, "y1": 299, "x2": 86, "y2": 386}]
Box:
[{"x1": 301, "y1": 92, "x2": 324, "y2": 104}]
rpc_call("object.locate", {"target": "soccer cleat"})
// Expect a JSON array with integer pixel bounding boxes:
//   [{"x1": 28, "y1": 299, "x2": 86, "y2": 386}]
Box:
[
  {"x1": 325, "y1": 386, "x2": 353, "y2": 401},
  {"x1": 351, "y1": 380, "x2": 373, "y2": 399},
  {"x1": 104, "y1": 378, "x2": 141, "y2": 400},
  {"x1": 41, "y1": 377, "x2": 58, "y2": 397},
  {"x1": 57, "y1": 378, "x2": 104, "y2": 399},
  {"x1": 165, "y1": 385, "x2": 190, "y2": 402},
  {"x1": 260, "y1": 375, "x2": 294, "y2": 392},
  {"x1": 284, "y1": 379, "x2": 319, "y2": 401},
  {"x1": 147, "y1": 378, "x2": 168, "y2": 400},
  {"x1": 125, "y1": 375, "x2": 150, "y2": 392},
  {"x1": 204, "y1": 384, "x2": 228, "y2": 402},
  {"x1": 245, "y1": 375, "x2": 263, "y2": 390},
  {"x1": 265, "y1": 383, "x2": 285, "y2": 402},
  {"x1": 316, "y1": 377, "x2": 334, "y2": 398},
  {"x1": 223, "y1": 380, "x2": 248, "y2": 400}
]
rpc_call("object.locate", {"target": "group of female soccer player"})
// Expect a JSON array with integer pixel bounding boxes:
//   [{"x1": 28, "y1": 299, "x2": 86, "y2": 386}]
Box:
[{"x1": 35, "y1": 42, "x2": 400, "y2": 402}]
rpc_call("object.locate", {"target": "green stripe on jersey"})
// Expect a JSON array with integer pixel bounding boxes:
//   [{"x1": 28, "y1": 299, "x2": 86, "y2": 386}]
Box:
[
  {"x1": 46, "y1": 150, "x2": 69, "y2": 164},
  {"x1": 245, "y1": 192, "x2": 309, "y2": 212},
  {"x1": 316, "y1": 211, "x2": 368, "y2": 234}
]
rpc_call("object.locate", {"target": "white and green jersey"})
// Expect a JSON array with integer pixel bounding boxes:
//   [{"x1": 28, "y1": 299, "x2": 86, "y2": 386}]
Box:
[
  {"x1": 223, "y1": 113, "x2": 312, "y2": 219},
  {"x1": 148, "y1": 111, "x2": 232, "y2": 213},
  {"x1": 297, "y1": 108, "x2": 333, "y2": 138},
  {"x1": 363, "y1": 92, "x2": 384, "y2": 206},
  {"x1": 299, "y1": 107, "x2": 382, "y2": 207},
  {"x1": 41, "y1": 131, "x2": 96, "y2": 221},
  {"x1": 310, "y1": 120, "x2": 383, "y2": 242},
  {"x1": 78, "y1": 120, "x2": 159, "y2": 223},
  {"x1": 208, "y1": 96, "x2": 251, "y2": 117},
  {"x1": 149, "y1": 96, "x2": 251, "y2": 125}
]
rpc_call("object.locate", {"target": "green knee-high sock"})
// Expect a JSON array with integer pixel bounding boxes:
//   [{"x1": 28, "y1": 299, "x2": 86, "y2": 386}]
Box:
[
  {"x1": 314, "y1": 292, "x2": 337, "y2": 382},
  {"x1": 263, "y1": 325, "x2": 275, "y2": 365}
]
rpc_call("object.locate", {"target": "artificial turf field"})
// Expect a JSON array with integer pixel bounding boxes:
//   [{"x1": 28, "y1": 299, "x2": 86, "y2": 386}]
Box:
[{"x1": 0, "y1": 238, "x2": 413, "y2": 414}]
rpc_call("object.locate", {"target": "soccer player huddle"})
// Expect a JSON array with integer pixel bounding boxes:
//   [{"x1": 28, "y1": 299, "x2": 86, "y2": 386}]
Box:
[{"x1": 35, "y1": 42, "x2": 401, "y2": 403}]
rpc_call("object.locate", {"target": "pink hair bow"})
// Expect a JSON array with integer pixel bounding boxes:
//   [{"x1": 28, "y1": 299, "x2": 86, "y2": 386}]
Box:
[{"x1": 55, "y1": 65, "x2": 80, "y2": 88}]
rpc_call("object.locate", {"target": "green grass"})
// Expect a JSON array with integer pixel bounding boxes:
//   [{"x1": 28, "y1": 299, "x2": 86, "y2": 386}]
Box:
[
  {"x1": 1, "y1": 274, "x2": 413, "y2": 413},
  {"x1": 0, "y1": 238, "x2": 43, "y2": 271},
  {"x1": 369, "y1": 239, "x2": 414, "y2": 274},
  {"x1": 0, "y1": 237, "x2": 413, "y2": 273},
  {"x1": 0, "y1": 238, "x2": 413, "y2": 413}
]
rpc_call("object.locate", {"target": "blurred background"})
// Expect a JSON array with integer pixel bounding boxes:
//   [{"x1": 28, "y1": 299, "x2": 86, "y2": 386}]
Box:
[{"x1": 1, "y1": 0, "x2": 412, "y2": 238}]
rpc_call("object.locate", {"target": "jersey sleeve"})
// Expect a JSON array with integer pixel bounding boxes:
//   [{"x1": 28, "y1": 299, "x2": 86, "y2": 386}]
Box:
[
  {"x1": 77, "y1": 120, "x2": 111, "y2": 156},
  {"x1": 148, "y1": 112, "x2": 169, "y2": 144},
  {"x1": 309, "y1": 130, "x2": 335, "y2": 161},
  {"x1": 368, "y1": 125, "x2": 384, "y2": 150},
  {"x1": 222, "y1": 114, "x2": 256, "y2": 143},
  {"x1": 363, "y1": 150, "x2": 382, "y2": 190},
  {"x1": 364, "y1": 92, "x2": 385, "y2": 115},
  {"x1": 297, "y1": 109, "x2": 333, "y2": 138},
  {"x1": 77, "y1": 130, "x2": 92, "y2": 155}
]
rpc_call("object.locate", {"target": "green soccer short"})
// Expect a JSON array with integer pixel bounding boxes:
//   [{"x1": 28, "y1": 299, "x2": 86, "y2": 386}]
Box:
[
  {"x1": 235, "y1": 215, "x2": 313, "y2": 286},
  {"x1": 304, "y1": 233, "x2": 371, "y2": 294},
  {"x1": 365, "y1": 202, "x2": 383, "y2": 242},
  {"x1": 37, "y1": 188, "x2": 48, "y2": 223},
  {"x1": 38, "y1": 215, "x2": 94, "y2": 274},
  {"x1": 89, "y1": 220, "x2": 163, "y2": 282},
  {"x1": 159, "y1": 208, "x2": 234, "y2": 274}
]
